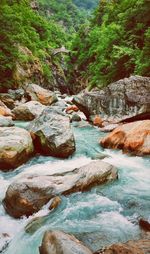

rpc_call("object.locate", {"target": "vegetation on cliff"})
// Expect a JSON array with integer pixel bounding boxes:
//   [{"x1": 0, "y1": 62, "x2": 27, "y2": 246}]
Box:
[
  {"x1": 0, "y1": 0, "x2": 67, "y2": 91},
  {"x1": 1, "y1": 0, "x2": 150, "y2": 93},
  {"x1": 68, "y1": 0, "x2": 150, "y2": 92},
  {"x1": 37, "y1": 0, "x2": 89, "y2": 32},
  {"x1": 0, "y1": 0, "x2": 99, "y2": 92}
]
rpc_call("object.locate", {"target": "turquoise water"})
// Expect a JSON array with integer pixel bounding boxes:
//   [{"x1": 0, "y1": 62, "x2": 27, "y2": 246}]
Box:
[{"x1": 0, "y1": 122, "x2": 149, "y2": 253}]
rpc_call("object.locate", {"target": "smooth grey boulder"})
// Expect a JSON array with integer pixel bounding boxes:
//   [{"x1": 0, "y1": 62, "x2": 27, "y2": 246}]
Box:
[
  {"x1": 0, "y1": 116, "x2": 14, "y2": 127},
  {"x1": 28, "y1": 106, "x2": 76, "y2": 158},
  {"x1": 12, "y1": 101, "x2": 46, "y2": 121},
  {"x1": 3, "y1": 160, "x2": 118, "y2": 218},
  {"x1": 0, "y1": 127, "x2": 34, "y2": 170},
  {"x1": 39, "y1": 231, "x2": 92, "y2": 254},
  {"x1": 73, "y1": 76, "x2": 150, "y2": 119}
]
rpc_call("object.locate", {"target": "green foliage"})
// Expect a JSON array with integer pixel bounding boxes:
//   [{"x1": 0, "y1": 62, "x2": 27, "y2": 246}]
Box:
[
  {"x1": 0, "y1": 0, "x2": 66, "y2": 91},
  {"x1": 37, "y1": 0, "x2": 88, "y2": 32},
  {"x1": 68, "y1": 0, "x2": 150, "y2": 90}
]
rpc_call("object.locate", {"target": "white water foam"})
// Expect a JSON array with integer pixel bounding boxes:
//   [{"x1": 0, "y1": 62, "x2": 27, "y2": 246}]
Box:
[{"x1": 12, "y1": 156, "x2": 92, "y2": 180}]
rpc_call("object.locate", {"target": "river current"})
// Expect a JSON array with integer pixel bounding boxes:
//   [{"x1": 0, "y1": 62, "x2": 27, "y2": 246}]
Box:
[{"x1": 0, "y1": 121, "x2": 149, "y2": 253}]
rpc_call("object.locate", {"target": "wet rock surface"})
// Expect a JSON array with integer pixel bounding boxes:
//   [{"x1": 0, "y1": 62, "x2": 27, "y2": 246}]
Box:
[
  {"x1": 3, "y1": 160, "x2": 118, "y2": 218},
  {"x1": 139, "y1": 219, "x2": 150, "y2": 232},
  {"x1": 95, "y1": 233, "x2": 150, "y2": 254},
  {"x1": 12, "y1": 101, "x2": 46, "y2": 121},
  {"x1": 71, "y1": 113, "x2": 81, "y2": 122},
  {"x1": 0, "y1": 127, "x2": 34, "y2": 170},
  {"x1": 100, "y1": 120, "x2": 150, "y2": 156},
  {"x1": 39, "y1": 231, "x2": 93, "y2": 254},
  {"x1": 28, "y1": 106, "x2": 76, "y2": 158}
]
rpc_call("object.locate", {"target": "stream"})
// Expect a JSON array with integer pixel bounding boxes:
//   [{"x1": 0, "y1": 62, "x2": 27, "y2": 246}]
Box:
[{"x1": 0, "y1": 121, "x2": 150, "y2": 253}]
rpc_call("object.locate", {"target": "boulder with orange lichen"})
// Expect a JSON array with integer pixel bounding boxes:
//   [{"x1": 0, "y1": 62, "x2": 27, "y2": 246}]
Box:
[
  {"x1": 100, "y1": 120, "x2": 150, "y2": 156},
  {"x1": 26, "y1": 83, "x2": 58, "y2": 106},
  {"x1": 92, "y1": 115, "x2": 103, "y2": 127},
  {"x1": 66, "y1": 105, "x2": 79, "y2": 114}
]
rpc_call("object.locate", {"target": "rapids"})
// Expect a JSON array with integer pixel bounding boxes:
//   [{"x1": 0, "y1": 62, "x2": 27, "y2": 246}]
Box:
[{"x1": 0, "y1": 122, "x2": 149, "y2": 253}]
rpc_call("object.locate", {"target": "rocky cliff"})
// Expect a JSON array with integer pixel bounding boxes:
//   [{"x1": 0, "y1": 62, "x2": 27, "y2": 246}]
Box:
[{"x1": 73, "y1": 76, "x2": 150, "y2": 119}]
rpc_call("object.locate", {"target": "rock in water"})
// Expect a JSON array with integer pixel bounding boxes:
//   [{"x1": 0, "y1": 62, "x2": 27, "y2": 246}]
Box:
[
  {"x1": 12, "y1": 101, "x2": 46, "y2": 121},
  {"x1": 0, "y1": 127, "x2": 34, "y2": 170},
  {"x1": 39, "y1": 231, "x2": 93, "y2": 254},
  {"x1": 49, "y1": 196, "x2": 61, "y2": 211},
  {"x1": 139, "y1": 219, "x2": 150, "y2": 232},
  {"x1": 95, "y1": 234, "x2": 150, "y2": 254},
  {"x1": 0, "y1": 116, "x2": 14, "y2": 127},
  {"x1": 100, "y1": 120, "x2": 150, "y2": 156},
  {"x1": 96, "y1": 244, "x2": 143, "y2": 254},
  {"x1": 25, "y1": 197, "x2": 62, "y2": 234},
  {"x1": 26, "y1": 83, "x2": 58, "y2": 105},
  {"x1": 71, "y1": 113, "x2": 81, "y2": 122},
  {"x1": 28, "y1": 106, "x2": 76, "y2": 158},
  {"x1": 3, "y1": 161, "x2": 118, "y2": 218}
]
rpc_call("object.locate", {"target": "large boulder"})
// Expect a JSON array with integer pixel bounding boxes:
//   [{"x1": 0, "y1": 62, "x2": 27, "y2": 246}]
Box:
[
  {"x1": 73, "y1": 76, "x2": 150, "y2": 120},
  {"x1": 28, "y1": 107, "x2": 76, "y2": 158},
  {"x1": 3, "y1": 160, "x2": 118, "y2": 218},
  {"x1": 39, "y1": 231, "x2": 92, "y2": 254},
  {"x1": 95, "y1": 234, "x2": 150, "y2": 254},
  {"x1": 8, "y1": 88, "x2": 25, "y2": 101},
  {"x1": 0, "y1": 127, "x2": 34, "y2": 170},
  {"x1": 100, "y1": 120, "x2": 150, "y2": 156},
  {"x1": 26, "y1": 84, "x2": 58, "y2": 105},
  {"x1": 0, "y1": 116, "x2": 14, "y2": 127},
  {"x1": 12, "y1": 101, "x2": 46, "y2": 121}
]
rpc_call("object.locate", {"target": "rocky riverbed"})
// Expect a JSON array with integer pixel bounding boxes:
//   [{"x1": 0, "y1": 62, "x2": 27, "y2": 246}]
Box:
[{"x1": 0, "y1": 78, "x2": 150, "y2": 254}]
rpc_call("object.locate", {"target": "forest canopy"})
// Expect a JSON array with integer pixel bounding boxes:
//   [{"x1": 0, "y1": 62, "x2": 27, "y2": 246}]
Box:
[{"x1": 68, "y1": 0, "x2": 150, "y2": 90}]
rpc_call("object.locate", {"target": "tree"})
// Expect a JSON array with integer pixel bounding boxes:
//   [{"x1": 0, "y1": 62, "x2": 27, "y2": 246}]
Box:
[{"x1": 68, "y1": 0, "x2": 150, "y2": 92}]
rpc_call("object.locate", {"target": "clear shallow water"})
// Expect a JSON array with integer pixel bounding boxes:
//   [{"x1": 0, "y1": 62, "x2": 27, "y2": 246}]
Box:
[{"x1": 0, "y1": 122, "x2": 149, "y2": 253}]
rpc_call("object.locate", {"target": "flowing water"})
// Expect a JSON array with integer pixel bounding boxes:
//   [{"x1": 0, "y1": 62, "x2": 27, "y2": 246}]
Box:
[{"x1": 0, "y1": 121, "x2": 150, "y2": 253}]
